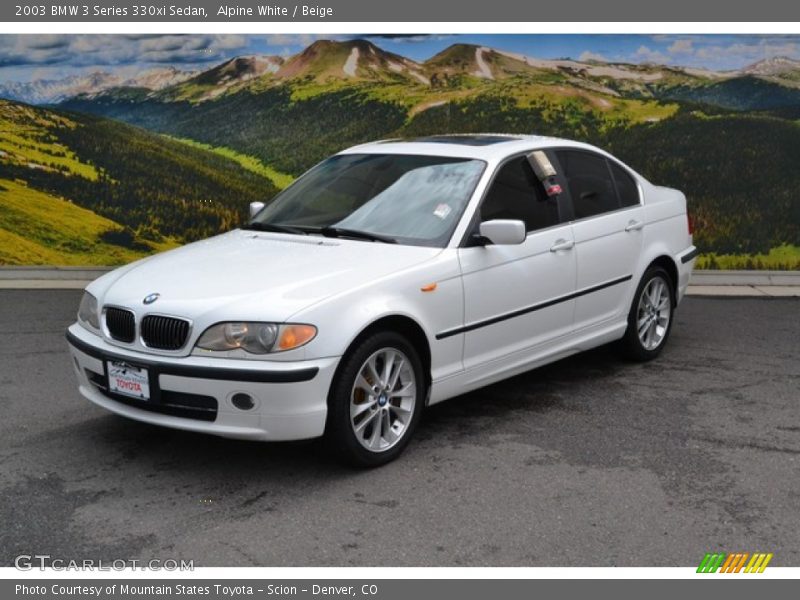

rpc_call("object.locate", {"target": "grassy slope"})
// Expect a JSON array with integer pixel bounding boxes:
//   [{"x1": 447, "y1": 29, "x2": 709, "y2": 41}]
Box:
[
  {"x1": 0, "y1": 179, "x2": 175, "y2": 265},
  {"x1": 0, "y1": 99, "x2": 284, "y2": 265},
  {"x1": 167, "y1": 137, "x2": 294, "y2": 189},
  {"x1": 0, "y1": 101, "x2": 99, "y2": 180}
]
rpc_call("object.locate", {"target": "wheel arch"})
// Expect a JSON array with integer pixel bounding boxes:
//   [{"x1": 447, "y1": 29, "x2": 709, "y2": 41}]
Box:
[
  {"x1": 646, "y1": 255, "x2": 679, "y2": 304},
  {"x1": 330, "y1": 314, "x2": 433, "y2": 407}
]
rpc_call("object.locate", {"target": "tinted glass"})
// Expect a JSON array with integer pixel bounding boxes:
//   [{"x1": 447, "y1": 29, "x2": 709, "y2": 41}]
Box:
[
  {"x1": 556, "y1": 150, "x2": 620, "y2": 219},
  {"x1": 254, "y1": 154, "x2": 485, "y2": 247},
  {"x1": 609, "y1": 161, "x2": 640, "y2": 208},
  {"x1": 481, "y1": 157, "x2": 560, "y2": 232}
]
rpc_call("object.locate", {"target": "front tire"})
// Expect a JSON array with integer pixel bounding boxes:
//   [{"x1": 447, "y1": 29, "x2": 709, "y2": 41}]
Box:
[
  {"x1": 325, "y1": 331, "x2": 425, "y2": 467},
  {"x1": 620, "y1": 266, "x2": 675, "y2": 361}
]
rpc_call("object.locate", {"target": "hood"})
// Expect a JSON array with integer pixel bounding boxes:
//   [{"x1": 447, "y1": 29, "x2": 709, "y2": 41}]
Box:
[{"x1": 94, "y1": 230, "x2": 441, "y2": 324}]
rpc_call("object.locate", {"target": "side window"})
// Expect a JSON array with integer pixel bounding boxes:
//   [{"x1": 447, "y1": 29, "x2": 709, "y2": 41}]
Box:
[
  {"x1": 480, "y1": 157, "x2": 559, "y2": 232},
  {"x1": 556, "y1": 150, "x2": 620, "y2": 219},
  {"x1": 609, "y1": 160, "x2": 640, "y2": 207}
]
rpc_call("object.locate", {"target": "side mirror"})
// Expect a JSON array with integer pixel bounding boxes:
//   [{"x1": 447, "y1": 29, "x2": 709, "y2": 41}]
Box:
[
  {"x1": 478, "y1": 219, "x2": 526, "y2": 245},
  {"x1": 249, "y1": 201, "x2": 265, "y2": 219}
]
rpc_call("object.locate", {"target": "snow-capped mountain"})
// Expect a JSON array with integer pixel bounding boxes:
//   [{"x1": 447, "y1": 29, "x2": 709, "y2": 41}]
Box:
[
  {"x1": 275, "y1": 39, "x2": 428, "y2": 84},
  {"x1": 743, "y1": 56, "x2": 800, "y2": 77},
  {"x1": 8, "y1": 39, "x2": 800, "y2": 108},
  {"x1": 0, "y1": 67, "x2": 196, "y2": 104},
  {"x1": 126, "y1": 66, "x2": 198, "y2": 90}
]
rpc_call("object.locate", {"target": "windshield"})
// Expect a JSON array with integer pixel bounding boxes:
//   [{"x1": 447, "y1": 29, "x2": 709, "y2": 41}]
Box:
[{"x1": 251, "y1": 153, "x2": 486, "y2": 246}]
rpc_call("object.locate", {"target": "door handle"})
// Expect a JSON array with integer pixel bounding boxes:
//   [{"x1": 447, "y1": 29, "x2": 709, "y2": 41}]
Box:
[
  {"x1": 625, "y1": 219, "x2": 644, "y2": 232},
  {"x1": 550, "y1": 238, "x2": 574, "y2": 252}
]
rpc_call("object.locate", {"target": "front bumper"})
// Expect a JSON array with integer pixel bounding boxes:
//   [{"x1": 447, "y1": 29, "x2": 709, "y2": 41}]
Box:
[{"x1": 66, "y1": 324, "x2": 339, "y2": 441}]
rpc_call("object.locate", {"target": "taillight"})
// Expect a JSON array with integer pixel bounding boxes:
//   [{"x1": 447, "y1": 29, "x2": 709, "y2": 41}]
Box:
[{"x1": 687, "y1": 212, "x2": 694, "y2": 236}]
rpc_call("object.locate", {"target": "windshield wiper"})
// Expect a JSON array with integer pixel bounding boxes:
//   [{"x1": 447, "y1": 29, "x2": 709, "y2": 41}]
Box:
[
  {"x1": 244, "y1": 222, "x2": 397, "y2": 243},
  {"x1": 320, "y1": 226, "x2": 397, "y2": 244},
  {"x1": 241, "y1": 222, "x2": 309, "y2": 235}
]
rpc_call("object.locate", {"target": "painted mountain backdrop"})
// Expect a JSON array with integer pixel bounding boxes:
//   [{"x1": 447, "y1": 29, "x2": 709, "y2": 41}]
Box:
[{"x1": 2, "y1": 38, "x2": 799, "y2": 267}]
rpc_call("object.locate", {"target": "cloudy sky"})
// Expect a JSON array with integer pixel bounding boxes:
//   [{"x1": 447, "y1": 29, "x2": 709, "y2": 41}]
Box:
[{"x1": 1, "y1": 34, "x2": 799, "y2": 82}]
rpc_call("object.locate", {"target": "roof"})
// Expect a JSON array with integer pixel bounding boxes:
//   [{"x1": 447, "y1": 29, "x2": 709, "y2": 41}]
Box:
[
  {"x1": 405, "y1": 134, "x2": 524, "y2": 146},
  {"x1": 340, "y1": 133, "x2": 603, "y2": 161}
]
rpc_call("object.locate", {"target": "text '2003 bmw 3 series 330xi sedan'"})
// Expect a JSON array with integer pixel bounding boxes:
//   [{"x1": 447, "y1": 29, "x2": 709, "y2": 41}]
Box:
[{"x1": 66, "y1": 134, "x2": 697, "y2": 466}]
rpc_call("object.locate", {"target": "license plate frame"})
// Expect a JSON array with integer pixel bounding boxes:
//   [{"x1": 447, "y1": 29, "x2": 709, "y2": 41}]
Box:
[{"x1": 107, "y1": 361, "x2": 151, "y2": 401}]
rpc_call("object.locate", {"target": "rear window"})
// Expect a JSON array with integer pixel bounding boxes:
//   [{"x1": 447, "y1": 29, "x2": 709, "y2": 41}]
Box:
[
  {"x1": 609, "y1": 161, "x2": 640, "y2": 208},
  {"x1": 556, "y1": 150, "x2": 619, "y2": 219}
]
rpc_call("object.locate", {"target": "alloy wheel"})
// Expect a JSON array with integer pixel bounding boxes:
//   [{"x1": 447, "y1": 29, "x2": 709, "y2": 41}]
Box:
[
  {"x1": 636, "y1": 275, "x2": 672, "y2": 351},
  {"x1": 349, "y1": 347, "x2": 417, "y2": 452}
]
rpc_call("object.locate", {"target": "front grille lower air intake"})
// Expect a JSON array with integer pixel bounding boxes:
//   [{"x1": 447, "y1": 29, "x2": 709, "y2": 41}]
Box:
[
  {"x1": 141, "y1": 315, "x2": 190, "y2": 350},
  {"x1": 105, "y1": 307, "x2": 136, "y2": 343}
]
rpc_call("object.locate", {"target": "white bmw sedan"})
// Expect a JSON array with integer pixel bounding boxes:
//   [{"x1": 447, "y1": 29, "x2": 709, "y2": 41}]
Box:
[{"x1": 67, "y1": 134, "x2": 697, "y2": 466}]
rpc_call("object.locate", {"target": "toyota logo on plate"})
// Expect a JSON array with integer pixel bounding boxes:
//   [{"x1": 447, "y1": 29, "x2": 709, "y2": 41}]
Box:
[{"x1": 143, "y1": 293, "x2": 160, "y2": 305}]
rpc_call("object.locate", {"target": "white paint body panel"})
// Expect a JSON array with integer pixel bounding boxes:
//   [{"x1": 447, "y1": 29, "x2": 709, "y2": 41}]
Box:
[
  {"x1": 457, "y1": 222, "x2": 576, "y2": 371},
  {"x1": 68, "y1": 135, "x2": 696, "y2": 441},
  {"x1": 572, "y1": 205, "x2": 644, "y2": 329}
]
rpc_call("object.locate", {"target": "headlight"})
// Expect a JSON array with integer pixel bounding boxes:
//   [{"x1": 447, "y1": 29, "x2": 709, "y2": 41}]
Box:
[
  {"x1": 77, "y1": 291, "x2": 100, "y2": 331},
  {"x1": 195, "y1": 322, "x2": 317, "y2": 354}
]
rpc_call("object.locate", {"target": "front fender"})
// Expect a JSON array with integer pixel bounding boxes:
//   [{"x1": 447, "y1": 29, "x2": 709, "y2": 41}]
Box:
[{"x1": 288, "y1": 250, "x2": 465, "y2": 383}]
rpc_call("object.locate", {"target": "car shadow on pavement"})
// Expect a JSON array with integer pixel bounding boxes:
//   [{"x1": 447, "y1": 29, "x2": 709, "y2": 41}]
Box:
[{"x1": 80, "y1": 343, "x2": 629, "y2": 475}]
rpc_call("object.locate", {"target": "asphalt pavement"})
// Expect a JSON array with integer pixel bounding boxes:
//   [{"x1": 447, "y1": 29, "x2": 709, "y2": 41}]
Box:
[{"x1": 0, "y1": 290, "x2": 798, "y2": 567}]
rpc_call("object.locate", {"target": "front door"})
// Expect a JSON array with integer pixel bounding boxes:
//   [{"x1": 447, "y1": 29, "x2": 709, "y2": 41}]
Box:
[{"x1": 456, "y1": 155, "x2": 577, "y2": 371}]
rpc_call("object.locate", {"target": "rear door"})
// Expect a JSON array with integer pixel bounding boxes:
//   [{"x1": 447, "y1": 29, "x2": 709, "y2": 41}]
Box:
[
  {"x1": 456, "y1": 154, "x2": 576, "y2": 371},
  {"x1": 553, "y1": 149, "x2": 644, "y2": 330}
]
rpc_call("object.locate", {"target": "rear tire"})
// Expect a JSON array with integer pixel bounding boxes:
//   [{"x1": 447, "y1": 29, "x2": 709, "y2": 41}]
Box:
[
  {"x1": 325, "y1": 331, "x2": 425, "y2": 467},
  {"x1": 620, "y1": 266, "x2": 675, "y2": 361}
]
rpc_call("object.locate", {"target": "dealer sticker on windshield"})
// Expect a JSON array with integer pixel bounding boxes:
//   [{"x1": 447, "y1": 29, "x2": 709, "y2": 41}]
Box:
[
  {"x1": 107, "y1": 361, "x2": 150, "y2": 400},
  {"x1": 433, "y1": 203, "x2": 452, "y2": 219}
]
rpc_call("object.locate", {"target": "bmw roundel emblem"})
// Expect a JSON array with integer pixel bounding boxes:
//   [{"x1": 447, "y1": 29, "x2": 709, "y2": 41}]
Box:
[{"x1": 143, "y1": 293, "x2": 160, "y2": 305}]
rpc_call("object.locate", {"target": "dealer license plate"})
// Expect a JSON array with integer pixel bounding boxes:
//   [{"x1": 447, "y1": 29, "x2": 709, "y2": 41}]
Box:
[{"x1": 107, "y1": 361, "x2": 150, "y2": 400}]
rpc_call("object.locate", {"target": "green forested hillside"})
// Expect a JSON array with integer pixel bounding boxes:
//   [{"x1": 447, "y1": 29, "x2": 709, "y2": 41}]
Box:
[
  {"x1": 64, "y1": 87, "x2": 409, "y2": 177},
  {"x1": 397, "y1": 100, "x2": 800, "y2": 257},
  {"x1": 62, "y1": 82, "x2": 673, "y2": 178},
  {"x1": 604, "y1": 112, "x2": 800, "y2": 255},
  {"x1": 0, "y1": 99, "x2": 279, "y2": 264},
  {"x1": 655, "y1": 76, "x2": 800, "y2": 110}
]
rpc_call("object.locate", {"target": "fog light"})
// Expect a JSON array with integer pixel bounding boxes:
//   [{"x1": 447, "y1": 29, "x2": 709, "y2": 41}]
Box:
[{"x1": 231, "y1": 393, "x2": 255, "y2": 411}]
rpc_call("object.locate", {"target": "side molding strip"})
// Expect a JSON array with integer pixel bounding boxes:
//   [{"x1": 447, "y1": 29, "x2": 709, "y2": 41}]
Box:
[{"x1": 435, "y1": 274, "x2": 633, "y2": 340}]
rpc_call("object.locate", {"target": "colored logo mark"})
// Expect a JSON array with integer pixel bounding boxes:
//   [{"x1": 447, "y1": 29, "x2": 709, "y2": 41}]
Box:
[{"x1": 697, "y1": 552, "x2": 773, "y2": 573}]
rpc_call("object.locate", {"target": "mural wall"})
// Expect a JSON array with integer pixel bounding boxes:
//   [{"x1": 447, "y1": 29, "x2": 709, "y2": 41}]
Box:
[{"x1": 1, "y1": 34, "x2": 799, "y2": 268}]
